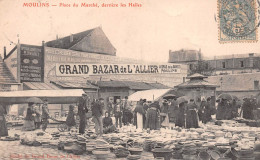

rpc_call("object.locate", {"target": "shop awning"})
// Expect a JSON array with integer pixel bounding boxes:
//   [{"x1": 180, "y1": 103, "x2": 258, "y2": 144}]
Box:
[
  {"x1": 51, "y1": 81, "x2": 98, "y2": 90},
  {"x1": 23, "y1": 82, "x2": 60, "y2": 90},
  {"x1": 128, "y1": 89, "x2": 171, "y2": 101},
  {"x1": 0, "y1": 89, "x2": 92, "y2": 104}
]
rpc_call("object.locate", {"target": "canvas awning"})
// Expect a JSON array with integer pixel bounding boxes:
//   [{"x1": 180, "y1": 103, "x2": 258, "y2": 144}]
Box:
[
  {"x1": 128, "y1": 89, "x2": 171, "y2": 101},
  {"x1": 0, "y1": 89, "x2": 93, "y2": 104}
]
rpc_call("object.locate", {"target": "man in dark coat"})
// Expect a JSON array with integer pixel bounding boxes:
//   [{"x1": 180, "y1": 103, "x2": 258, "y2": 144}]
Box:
[
  {"x1": 168, "y1": 98, "x2": 178, "y2": 123},
  {"x1": 176, "y1": 101, "x2": 187, "y2": 128},
  {"x1": 77, "y1": 93, "x2": 89, "y2": 134},
  {"x1": 41, "y1": 100, "x2": 50, "y2": 132},
  {"x1": 114, "y1": 99, "x2": 123, "y2": 128},
  {"x1": 0, "y1": 104, "x2": 8, "y2": 137},
  {"x1": 92, "y1": 98, "x2": 104, "y2": 135},
  {"x1": 199, "y1": 98, "x2": 211, "y2": 124},
  {"x1": 107, "y1": 99, "x2": 114, "y2": 117},
  {"x1": 122, "y1": 96, "x2": 133, "y2": 125},
  {"x1": 186, "y1": 99, "x2": 199, "y2": 128},
  {"x1": 216, "y1": 99, "x2": 226, "y2": 120},
  {"x1": 242, "y1": 98, "x2": 254, "y2": 120}
]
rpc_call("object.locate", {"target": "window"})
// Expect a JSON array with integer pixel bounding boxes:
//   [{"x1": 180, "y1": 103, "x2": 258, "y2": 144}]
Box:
[
  {"x1": 189, "y1": 64, "x2": 193, "y2": 70},
  {"x1": 240, "y1": 61, "x2": 244, "y2": 67},
  {"x1": 254, "y1": 80, "x2": 259, "y2": 90},
  {"x1": 205, "y1": 63, "x2": 209, "y2": 70},
  {"x1": 222, "y1": 62, "x2": 226, "y2": 68}
]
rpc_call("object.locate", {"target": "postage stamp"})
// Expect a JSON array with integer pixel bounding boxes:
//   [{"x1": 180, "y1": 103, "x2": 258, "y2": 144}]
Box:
[{"x1": 218, "y1": 0, "x2": 258, "y2": 43}]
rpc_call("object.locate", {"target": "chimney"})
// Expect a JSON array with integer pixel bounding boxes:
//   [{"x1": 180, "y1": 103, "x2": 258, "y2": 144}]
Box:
[
  {"x1": 70, "y1": 34, "x2": 73, "y2": 42},
  {"x1": 3, "y1": 46, "x2": 6, "y2": 59},
  {"x1": 249, "y1": 53, "x2": 254, "y2": 67}
]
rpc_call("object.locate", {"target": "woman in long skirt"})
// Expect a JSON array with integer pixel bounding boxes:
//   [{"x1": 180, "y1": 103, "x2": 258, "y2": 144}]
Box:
[
  {"x1": 146, "y1": 103, "x2": 159, "y2": 130},
  {"x1": 175, "y1": 102, "x2": 187, "y2": 128},
  {"x1": 134, "y1": 100, "x2": 145, "y2": 130},
  {"x1": 186, "y1": 99, "x2": 199, "y2": 128},
  {"x1": 0, "y1": 104, "x2": 8, "y2": 137},
  {"x1": 23, "y1": 104, "x2": 35, "y2": 131}
]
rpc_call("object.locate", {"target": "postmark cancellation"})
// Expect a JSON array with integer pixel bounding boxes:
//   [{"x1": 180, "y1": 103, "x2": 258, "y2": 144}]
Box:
[{"x1": 218, "y1": 0, "x2": 258, "y2": 43}]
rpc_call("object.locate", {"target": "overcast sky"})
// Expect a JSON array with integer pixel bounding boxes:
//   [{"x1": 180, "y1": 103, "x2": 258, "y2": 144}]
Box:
[{"x1": 0, "y1": 0, "x2": 259, "y2": 62}]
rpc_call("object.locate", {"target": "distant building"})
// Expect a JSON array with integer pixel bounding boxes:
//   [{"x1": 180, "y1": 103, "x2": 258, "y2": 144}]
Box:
[
  {"x1": 169, "y1": 49, "x2": 260, "y2": 75},
  {"x1": 168, "y1": 49, "x2": 202, "y2": 72},
  {"x1": 207, "y1": 73, "x2": 260, "y2": 98}
]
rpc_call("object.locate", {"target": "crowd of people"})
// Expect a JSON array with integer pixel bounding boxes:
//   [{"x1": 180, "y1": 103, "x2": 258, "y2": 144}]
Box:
[{"x1": 0, "y1": 93, "x2": 259, "y2": 138}]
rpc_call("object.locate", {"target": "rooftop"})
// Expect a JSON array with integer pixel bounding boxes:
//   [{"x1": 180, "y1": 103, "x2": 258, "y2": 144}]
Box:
[
  {"x1": 96, "y1": 80, "x2": 169, "y2": 90},
  {"x1": 0, "y1": 55, "x2": 17, "y2": 84}
]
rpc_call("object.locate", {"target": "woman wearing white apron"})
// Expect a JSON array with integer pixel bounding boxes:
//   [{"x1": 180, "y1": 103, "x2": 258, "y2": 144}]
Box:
[{"x1": 134, "y1": 100, "x2": 145, "y2": 130}]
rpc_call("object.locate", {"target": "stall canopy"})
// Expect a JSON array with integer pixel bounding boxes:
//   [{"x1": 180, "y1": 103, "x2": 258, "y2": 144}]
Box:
[
  {"x1": 128, "y1": 89, "x2": 180, "y2": 101},
  {"x1": 0, "y1": 89, "x2": 89, "y2": 104}
]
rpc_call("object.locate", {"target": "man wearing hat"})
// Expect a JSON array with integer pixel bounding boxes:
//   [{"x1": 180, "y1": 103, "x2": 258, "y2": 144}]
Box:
[
  {"x1": 186, "y1": 99, "x2": 199, "y2": 128},
  {"x1": 41, "y1": 99, "x2": 50, "y2": 132},
  {"x1": 91, "y1": 98, "x2": 104, "y2": 135},
  {"x1": 241, "y1": 97, "x2": 254, "y2": 120},
  {"x1": 77, "y1": 93, "x2": 89, "y2": 134}
]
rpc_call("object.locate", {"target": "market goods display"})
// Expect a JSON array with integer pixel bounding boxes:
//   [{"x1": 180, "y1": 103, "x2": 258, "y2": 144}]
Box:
[{"x1": 13, "y1": 119, "x2": 260, "y2": 159}]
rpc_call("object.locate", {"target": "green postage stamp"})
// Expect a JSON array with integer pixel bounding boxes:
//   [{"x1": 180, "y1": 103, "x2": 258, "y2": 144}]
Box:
[{"x1": 218, "y1": 0, "x2": 258, "y2": 43}]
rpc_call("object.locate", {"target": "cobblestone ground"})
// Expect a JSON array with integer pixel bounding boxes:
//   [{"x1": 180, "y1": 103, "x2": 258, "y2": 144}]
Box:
[{"x1": 0, "y1": 125, "x2": 154, "y2": 160}]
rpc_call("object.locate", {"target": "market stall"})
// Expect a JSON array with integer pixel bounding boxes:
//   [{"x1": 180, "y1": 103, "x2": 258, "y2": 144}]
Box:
[
  {"x1": 128, "y1": 89, "x2": 183, "y2": 102},
  {"x1": 0, "y1": 89, "x2": 94, "y2": 104}
]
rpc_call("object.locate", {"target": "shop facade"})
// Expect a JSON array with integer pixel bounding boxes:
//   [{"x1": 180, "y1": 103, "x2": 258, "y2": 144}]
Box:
[{"x1": 3, "y1": 27, "x2": 188, "y2": 116}]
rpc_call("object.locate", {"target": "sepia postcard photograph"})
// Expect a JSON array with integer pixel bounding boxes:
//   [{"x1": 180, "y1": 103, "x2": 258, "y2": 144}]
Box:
[{"x1": 0, "y1": 0, "x2": 260, "y2": 159}]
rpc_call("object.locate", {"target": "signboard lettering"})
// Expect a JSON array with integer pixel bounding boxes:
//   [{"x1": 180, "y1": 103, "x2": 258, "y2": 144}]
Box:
[
  {"x1": 20, "y1": 44, "x2": 44, "y2": 82},
  {"x1": 56, "y1": 63, "x2": 181, "y2": 76}
]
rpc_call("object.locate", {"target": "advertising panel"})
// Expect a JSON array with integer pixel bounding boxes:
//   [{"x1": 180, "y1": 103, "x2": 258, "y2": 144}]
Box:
[
  {"x1": 20, "y1": 44, "x2": 44, "y2": 82},
  {"x1": 56, "y1": 63, "x2": 181, "y2": 76}
]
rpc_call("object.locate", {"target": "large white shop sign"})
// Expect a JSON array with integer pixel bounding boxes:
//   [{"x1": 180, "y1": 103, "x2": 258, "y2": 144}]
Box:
[{"x1": 56, "y1": 63, "x2": 181, "y2": 76}]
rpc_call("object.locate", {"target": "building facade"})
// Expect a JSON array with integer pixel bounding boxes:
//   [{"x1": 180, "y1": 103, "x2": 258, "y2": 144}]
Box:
[
  {"x1": 169, "y1": 49, "x2": 260, "y2": 75},
  {"x1": 2, "y1": 27, "x2": 188, "y2": 116}
]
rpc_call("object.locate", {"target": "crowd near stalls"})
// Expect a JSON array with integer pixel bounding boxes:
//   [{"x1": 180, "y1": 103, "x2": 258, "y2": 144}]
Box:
[{"x1": 2, "y1": 92, "x2": 260, "y2": 159}]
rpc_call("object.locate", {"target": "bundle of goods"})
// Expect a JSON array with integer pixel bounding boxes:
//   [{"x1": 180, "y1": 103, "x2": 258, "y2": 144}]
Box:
[
  {"x1": 109, "y1": 136, "x2": 121, "y2": 145},
  {"x1": 172, "y1": 144, "x2": 183, "y2": 159},
  {"x1": 95, "y1": 139, "x2": 110, "y2": 151},
  {"x1": 0, "y1": 134, "x2": 20, "y2": 141},
  {"x1": 127, "y1": 154, "x2": 141, "y2": 160},
  {"x1": 85, "y1": 140, "x2": 96, "y2": 154},
  {"x1": 151, "y1": 148, "x2": 172, "y2": 160},
  {"x1": 128, "y1": 147, "x2": 143, "y2": 155},
  {"x1": 143, "y1": 139, "x2": 156, "y2": 152},
  {"x1": 114, "y1": 146, "x2": 129, "y2": 158},
  {"x1": 182, "y1": 142, "x2": 198, "y2": 159},
  {"x1": 92, "y1": 150, "x2": 110, "y2": 160}
]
